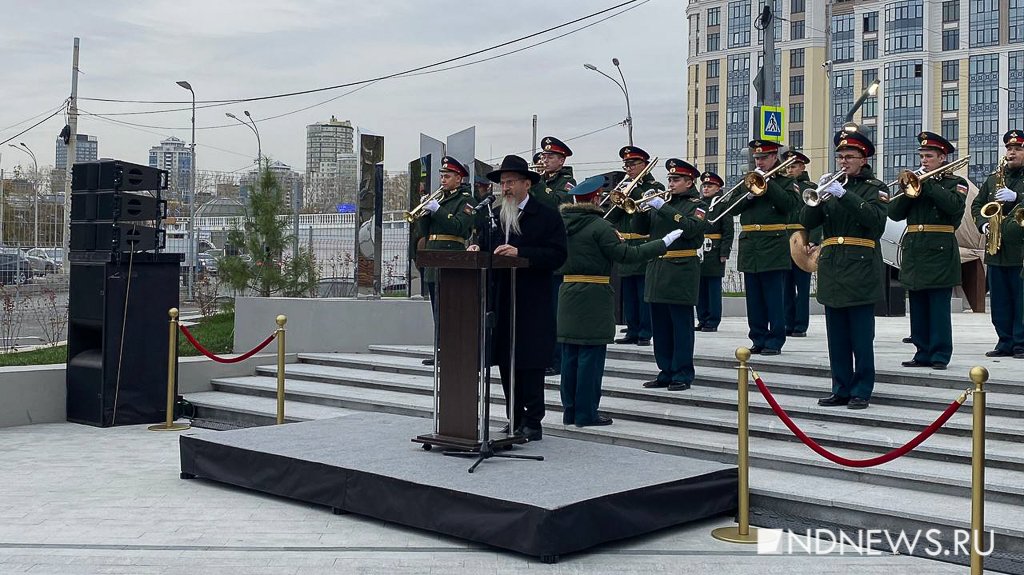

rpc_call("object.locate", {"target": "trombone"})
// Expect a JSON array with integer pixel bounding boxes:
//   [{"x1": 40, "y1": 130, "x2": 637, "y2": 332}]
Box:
[
  {"x1": 888, "y1": 155, "x2": 971, "y2": 200},
  {"x1": 803, "y1": 170, "x2": 847, "y2": 207},
  {"x1": 625, "y1": 189, "x2": 673, "y2": 214},
  {"x1": 603, "y1": 157, "x2": 659, "y2": 219},
  {"x1": 403, "y1": 186, "x2": 446, "y2": 222},
  {"x1": 706, "y1": 155, "x2": 798, "y2": 224}
]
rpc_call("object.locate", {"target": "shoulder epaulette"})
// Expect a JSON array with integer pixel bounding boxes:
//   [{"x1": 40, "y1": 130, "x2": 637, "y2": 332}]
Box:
[{"x1": 867, "y1": 179, "x2": 884, "y2": 187}]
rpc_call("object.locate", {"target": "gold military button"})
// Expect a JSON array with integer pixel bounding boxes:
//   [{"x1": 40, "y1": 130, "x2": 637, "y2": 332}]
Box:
[
  {"x1": 837, "y1": 236, "x2": 845, "y2": 244},
  {"x1": 755, "y1": 224, "x2": 762, "y2": 231},
  {"x1": 917, "y1": 224, "x2": 924, "y2": 231}
]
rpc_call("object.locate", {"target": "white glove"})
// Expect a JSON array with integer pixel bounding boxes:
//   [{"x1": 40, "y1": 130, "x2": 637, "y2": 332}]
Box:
[
  {"x1": 424, "y1": 199, "x2": 441, "y2": 213},
  {"x1": 817, "y1": 173, "x2": 834, "y2": 186},
  {"x1": 648, "y1": 197, "x2": 666, "y2": 211},
  {"x1": 995, "y1": 188, "x2": 1017, "y2": 202},
  {"x1": 826, "y1": 180, "x2": 845, "y2": 198},
  {"x1": 662, "y1": 229, "x2": 683, "y2": 246},
  {"x1": 982, "y1": 223, "x2": 990, "y2": 234},
  {"x1": 755, "y1": 168, "x2": 767, "y2": 177}
]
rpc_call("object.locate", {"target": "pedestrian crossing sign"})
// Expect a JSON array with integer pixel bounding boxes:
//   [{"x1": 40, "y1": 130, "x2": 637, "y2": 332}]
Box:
[{"x1": 760, "y1": 106, "x2": 784, "y2": 142}]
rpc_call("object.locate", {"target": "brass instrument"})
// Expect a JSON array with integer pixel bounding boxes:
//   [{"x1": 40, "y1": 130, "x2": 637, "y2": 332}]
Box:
[
  {"x1": 403, "y1": 186, "x2": 446, "y2": 222},
  {"x1": 889, "y1": 155, "x2": 971, "y2": 200},
  {"x1": 803, "y1": 170, "x2": 848, "y2": 207},
  {"x1": 530, "y1": 162, "x2": 546, "y2": 174},
  {"x1": 626, "y1": 189, "x2": 674, "y2": 214},
  {"x1": 603, "y1": 157, "x2": 659, "y2": 219},
  {"x1": 706, "y1": 156, "x2": 798, "y2": 224},
  {"x1": 980, "y1": 157, "x2": 1009, "y2": 254}
]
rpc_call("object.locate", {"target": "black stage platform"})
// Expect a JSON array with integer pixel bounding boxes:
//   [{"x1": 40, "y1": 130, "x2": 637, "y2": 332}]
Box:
[{"x1": 179, "y1": 413, "x2": 737, "y2": 560}]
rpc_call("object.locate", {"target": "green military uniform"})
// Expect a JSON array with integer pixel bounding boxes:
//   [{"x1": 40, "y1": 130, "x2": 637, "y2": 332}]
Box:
[
  {"x1": 785, "y1": 170, "x2": 821, "y2": 336},
  {"x1": 970, "y1": 132, "x2": 1024, "y2": 356},
  {"x1": 801, "y1": 150, "x2": 886, "y2": 405},
  {"x1": 707, "y1": 141, "x2": 802, "y2": 353},
  {"x1": 417, "y1": 182, "x2": 475, "y2": 283},
  {"x1": 887, "y1": 132, "x2": 967, "y2": 369},
  {"x1": 699, "y1": 193, "x2": 734, "y2": 278},
  {"x1": 531, "y1": 166, "x2": 575, "y2": 211},
  {"x1": 696, "y1": 175, "x2": 733, "y2": 331}
]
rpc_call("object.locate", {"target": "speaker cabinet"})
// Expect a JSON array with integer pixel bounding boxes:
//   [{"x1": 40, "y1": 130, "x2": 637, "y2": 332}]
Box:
[{"x1": 72, "y1": 160, "x2": 168, "y2": 192}]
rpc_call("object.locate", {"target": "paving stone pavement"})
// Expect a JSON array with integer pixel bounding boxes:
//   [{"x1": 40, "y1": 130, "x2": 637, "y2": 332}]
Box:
[{"x1": 0, "y1": 422, "x2": 977, "y2": 574}]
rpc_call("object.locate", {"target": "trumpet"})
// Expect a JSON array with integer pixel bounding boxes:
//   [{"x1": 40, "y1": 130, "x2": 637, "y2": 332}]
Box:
[
  {"x1": 706, "y1": 156, "x2": 798, "y2": 224},
  {"x1": 403, "y1": 186, "x2": 446, "y2": 222},
  {"x1": 889, "y1": 155, "x2": 970, "y2": 200},
  {"x1": 530, "y1": 162, "x2": 546, "y2": 174},
  {"x1": 803, "y1": 170, "x2": 848, "y2": 207},
  {"x1": 603, "y1": 157, "x2": 659, "y2": 219}
]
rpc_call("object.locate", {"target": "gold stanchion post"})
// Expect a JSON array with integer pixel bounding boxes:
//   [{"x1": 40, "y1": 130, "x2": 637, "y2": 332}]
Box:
[
  {"x1": 969, "y1": 366, "x2": 987, "y2": 575},
  {"x1": 276, "y1": 314, "x2": 287, "y2": 425},
  {"x1": 712, "y1": 347, "x2": 757, "y2": 543},
  {"x1": 149, "y1": 308, "x2": 190, "y2": 431}
]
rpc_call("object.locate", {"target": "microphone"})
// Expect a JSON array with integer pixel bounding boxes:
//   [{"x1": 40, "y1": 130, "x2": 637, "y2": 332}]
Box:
[{"x1": 471, "y1": 194, "x2": 496, "y2": 213}]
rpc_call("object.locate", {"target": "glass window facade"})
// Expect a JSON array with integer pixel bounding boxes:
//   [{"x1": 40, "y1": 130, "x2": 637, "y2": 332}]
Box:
[
  {"x1": 832, "y1": 14, "x2": 855, "y2": 63},
  {"x1": 726, "y1": 54, "x2": 751, "y2": 185},
  {"x1": 790, "y1": 74, "x2": 804, "y2": 95},
  {"x1": 708, "y1": 7, "x2": 721, "y2": 26},
  {"x1": 967, "y1": 54, "x2": 1000, "y2": 185},
  {"x1": 942, "y1": 29, "x2": 959, "y2": 51},
  {"x1": 1009, "y1": 52, "x2": 1024, "y2": 127},
  {"x1": 728, "y1": 0, "x2": 751, "y2": 48},
  {"x1": 1011, "y1": 0, "x2": 1024, "y2": 43},
  {"x1": 884, "y1": 0, "x2": 924, "y2": 54},
  {"x1": 863, "y1": 40, "x2": 878, "y2": 60},
  {"x1": 708, "y1": 33, "x2": 721, "y2": 51},
  {"x1": 831, "y1": 71, "x2": 854, "y2": 136},
  {"x1": 707, "y1": 84, "x2": 720, "y2": 104},
  {"x1": 862, "y1": 70, "x2": 879, "y2": 118},
  {"x1": 942, "y1": 60, "x2": 959, "y2": 82},
  {"x1": 707, "y1": 110, "x2": 720, "y2": 130},
  {"x1": 790, "y1": 48, "x2": 804, "y2": 68},
  {"x1": 942, "y1": 0, "x2": 959, "y2": 22},
  {"x1": 941, "y1": 89, "x2": 959, "y2": 112},
  {"x1": 969, "y1": 0, "x2": 999, "y2": 47},
  {"x1": 941, "y1": 119, "x2": 959, "y2": 143},
  {"x1": 708, "y1": 60, "x2": 721, "y2": 78},
  {"x1": 882, "y1": 60, "x2": 924, "y2": 183},
  {"x1": 790, "y1": 103, "x2": 804, "y2": 123},
  {"x1": 791, "y1": 0, "x2": 805, "y2": 13},
  {"x1": 789, "y1": 130, "x2": 804, "y2": 150},
  {"x1": 706, "y1": 137, "x2": 720, "y2": 155},
  {"x1": 863, "y1": 11, "x2": 878, "y2": 33},
  {"x1": 791, "y1": 20, "x2": 805, "y2": 40}
]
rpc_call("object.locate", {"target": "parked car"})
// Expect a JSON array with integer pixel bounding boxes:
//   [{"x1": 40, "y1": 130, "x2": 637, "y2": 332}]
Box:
[
  {"x1": 25, "y1": 248, "x2": 60, "y2": 274},
  {"x1": 0, "y1": 254, "x2": 33, "y2": 285},
  {"x1": 0, "y1": 248, "x2": 41, "y2": 277},
  {"x1": 197, "y1": 252, "x2": 218, "y2": 275}
]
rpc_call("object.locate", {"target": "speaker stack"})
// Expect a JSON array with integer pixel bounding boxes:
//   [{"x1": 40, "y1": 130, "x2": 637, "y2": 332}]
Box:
[{"x1": 66, "y1": 160, "x2": 184, "y2": 427}]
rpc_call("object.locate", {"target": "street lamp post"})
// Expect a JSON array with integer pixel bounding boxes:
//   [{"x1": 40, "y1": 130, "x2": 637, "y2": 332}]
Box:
[
  {"x1": 584, "y1": 58, "x2": 634, "y2": 145},
  {"x1": 844, "y1": 78, "x2": 881, "y2": 123},
  {"x1": 8, "y1": 143, "x2": 38, "y2": 248},
  {"x1": 176, "y1": 80, "x2": 197, "y2": 301},
  {"x1": 226, "y1": 112, "x2": 262, "y2": 168}
]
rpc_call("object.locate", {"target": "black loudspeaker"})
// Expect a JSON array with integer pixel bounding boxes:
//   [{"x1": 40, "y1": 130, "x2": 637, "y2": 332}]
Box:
[
  {"x1": 71, "y1": 191, "x2": 165, "y2": 222},
  {"x1": 66, "y1": 253, "x2": 182, "y2": 427},
  {"x1": 72, "y1": 160, "x2": 168, "y2": 192},
  {"x1": 874, "y1": 264, "x2": 907, "y2": 317},
  {"x1": 70, "y1": 223, "x2": 164, "y2": 252}
]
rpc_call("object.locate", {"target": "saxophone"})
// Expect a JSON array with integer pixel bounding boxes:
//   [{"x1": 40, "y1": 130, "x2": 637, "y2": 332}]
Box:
[{"x1": 980, "y1": 157, "x2": 1008, "y2": 255}]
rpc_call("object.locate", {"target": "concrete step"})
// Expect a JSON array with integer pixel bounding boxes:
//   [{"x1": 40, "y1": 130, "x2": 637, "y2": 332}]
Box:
[
  {"x1": 203, "y1": 373, "x2": 1024, "y2": 504},
  {"x1": 368, "y1": 342, "x2": 1024, "y2": 395},
  {"x1": 290, "y1": 353, "x2": 1024, "y2": 440},
  {"x1": 185, "y1": 384, "x2": 1024, "y2": 553}
]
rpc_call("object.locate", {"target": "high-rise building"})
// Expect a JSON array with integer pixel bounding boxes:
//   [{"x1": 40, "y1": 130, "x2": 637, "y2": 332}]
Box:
[
  {"x1": 239, "y1": 160, "x2": 304, "y2": 209},
  {"x1": 685, "y1": 0, "x2": 1022, "y2": 187},
  {"x1": 148, "y1": 137, "x2": 193, "y2": 201},
  {"x1": 55, "y1": 134, "x2": 98, "y2": 169},
  {"x1": 305, "y1": 116, "x2": 356, "y2": 208}
]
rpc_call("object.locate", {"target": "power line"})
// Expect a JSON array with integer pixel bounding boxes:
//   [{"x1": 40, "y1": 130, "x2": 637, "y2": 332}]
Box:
[
  {"x1": 0, "y1": 103, "x2": 68, "y2": 148},
  {"x1": 81, "y1": 0, "x2": 645, "y2": 106},
  {"x1": 486, "y1": 122, "x2": 624, "y2": 161}
]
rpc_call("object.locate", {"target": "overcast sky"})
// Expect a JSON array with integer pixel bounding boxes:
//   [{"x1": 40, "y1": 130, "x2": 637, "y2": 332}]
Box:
[{"x1": 0, "y1": 0, "x2": 687, "y2": 180}]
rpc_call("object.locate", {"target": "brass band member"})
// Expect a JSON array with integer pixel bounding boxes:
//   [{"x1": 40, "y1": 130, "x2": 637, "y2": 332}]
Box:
[
  {"x1": 638, "y1": 159, "x2": 706, "y2": 391},
  {"x1": 557, "y1": 176, "x2": 675, "y2": 426},
  {"x1": 609, "y1": 146, "x2": 664, "y2": 346},
  {"x1": 971, "y1": 130, "x2": 1024, "y2": 358},
  {"x1": 782, "y1": 150, "x2": 817, "y2": 337},
  {"x1": 708, "y1": 140, "x2": 801, "y2": 355},
  {"x1": 696, "y1": 171, "x2": 733, "y2": 332},
  {"x1": 804, "y1": 131, "x2": 886, "y2": 410},
  {"x1": 417, "y1": 156, "x2": 475, "y2": 366},
  {"x1": 889, "y1": 132, "x2": 968, "y2": 370}
]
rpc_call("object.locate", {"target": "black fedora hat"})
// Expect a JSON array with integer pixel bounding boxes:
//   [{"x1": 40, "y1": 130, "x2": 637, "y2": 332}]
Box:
[{"x1": 486, "y1": 155, "x2": 541, "y2": 184}]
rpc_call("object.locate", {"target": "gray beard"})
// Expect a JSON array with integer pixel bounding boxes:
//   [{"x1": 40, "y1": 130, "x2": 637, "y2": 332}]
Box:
[{"x1": 497, "y1": 193, "x2": 522, "y2": 239}]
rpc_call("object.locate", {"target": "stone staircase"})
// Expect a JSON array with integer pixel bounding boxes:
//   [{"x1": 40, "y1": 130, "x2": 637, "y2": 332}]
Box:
[{"x1": 185, "y1": 342, "x2": 1024, "y2": 563}]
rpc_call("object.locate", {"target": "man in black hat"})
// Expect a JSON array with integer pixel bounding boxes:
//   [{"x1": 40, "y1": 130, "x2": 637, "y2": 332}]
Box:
[
  {"x1": 469, "y1": 155, "x2": 567, "y2": 441},
  {"x1": 971, "y1": 129, "x2": 1024, "y2": 358},
  {"x1": 417, "y1": 156, "x2": 476, "y2": 366},
  {"x1": 889, "y1": 131, "x2": 967, "y2": 370}
]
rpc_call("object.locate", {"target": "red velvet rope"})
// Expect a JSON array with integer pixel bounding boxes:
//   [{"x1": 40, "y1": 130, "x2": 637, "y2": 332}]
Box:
[
  {"x1": 178, "y1": 324, "x2": 277, "y2": 364},
  {"x1": 752, "y1": 373, "x2": 966, "y2": 468}
]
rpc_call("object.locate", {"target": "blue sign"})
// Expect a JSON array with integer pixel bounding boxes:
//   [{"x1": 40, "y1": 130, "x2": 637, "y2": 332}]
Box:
[
  {"x1": 336, "y1": 203, "x2": 356, "y2": 213},
  {"x1": 760, "y1": 106, "x2": 784, "y2": 141}
]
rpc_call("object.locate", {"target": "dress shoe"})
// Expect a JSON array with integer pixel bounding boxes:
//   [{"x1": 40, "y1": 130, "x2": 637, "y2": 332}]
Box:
[
  {"x1": 694, "y1": 324, "x2": 705, "y2": 331},
  {"x1": 902, "y1": 337, "x2": 913, "y2": 344},
  {"x1": 817, "y1": 394, "x2": 850, "y2": 407},
  {"x1": 517, "y1": 425, "x2": 543, "y2": 441},
  {"x1": 421, "y1": 358, "x2": 435, "y2": 366},
  {"x1": 667, "y1": 381, "x2": 692, "y2": 391},
  {"x1": 986, "y1": 349, "x2": 1013, "y2": 357},
  {"x1": 544, "y1": 367, "x2": 560, "y2": 376},
  {"x1": 749, "y1": 346, "x2": 764, "y2": 354},
  {"x1": 642, "y1": 379, "x2": 670, "y2": 388},
  {"x1": 637, "y1": 338, "x2": 651, "y2": 346},
  {"x1": 901, "y1": 359, "x2": 930, "y2": 368},
  {"x1": 615, "y1": 337, "x2": 639, "y2": 345},
  {"x1": 577, "y1": 415, "x2": 613, "y2": 427},
  {"x1": 790, "y1": 331, "x2": 807, "y2": 338},
  {"x1": 761, "y1": 348, "x2": 781, "y2": 356},
  {"x1": 1015, "y1": 352, "x2": 1024, "y2": 359},
  {"x1": 931, "y1": 363, "x2": 947, "y2": 370},
  {"x1": 702, "y1": 327, "x2": 718, "y2": 332},
  {"x1": 847, "y1": 397, "x2": 870, "y2": 410}
]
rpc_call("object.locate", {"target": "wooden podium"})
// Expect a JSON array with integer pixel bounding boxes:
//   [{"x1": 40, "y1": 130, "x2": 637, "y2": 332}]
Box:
[{"x1": 412, "y1": 250, "x2": 528, "y2": 451}]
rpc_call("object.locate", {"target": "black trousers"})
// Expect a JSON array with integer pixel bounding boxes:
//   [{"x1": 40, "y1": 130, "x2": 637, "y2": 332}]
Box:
[
  {"x1": 909, "y1": 287, "x2": 953, "y2": 365},
  {"x1": 498, "y1": 363, "x2": 546, "y2": 430},
  {"x1": 825, "y1": 304, "x2": 875, "y2": 400},
  {"x1": 745, "y1": 269, "x2": 787, "y2": 350},
  {"x1": 988, "y1": 265, "x2": 1024, "y2": 354}
]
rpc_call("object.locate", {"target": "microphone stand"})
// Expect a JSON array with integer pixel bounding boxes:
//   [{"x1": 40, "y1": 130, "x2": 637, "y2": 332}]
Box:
[{"x1": 444, "y1": 197, "x2": 543, "y2": 473}]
